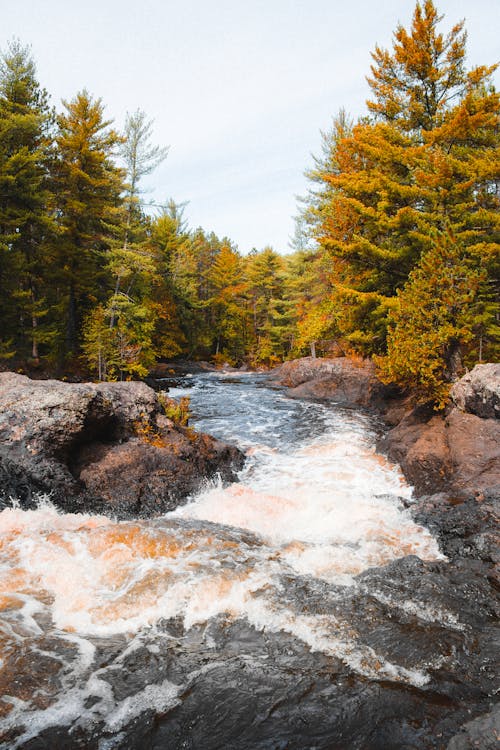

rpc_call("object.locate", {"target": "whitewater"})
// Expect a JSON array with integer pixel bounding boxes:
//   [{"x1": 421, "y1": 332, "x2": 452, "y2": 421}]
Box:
[{"x1": 0, "y1": 372, "x2": 444, "y2": 748}]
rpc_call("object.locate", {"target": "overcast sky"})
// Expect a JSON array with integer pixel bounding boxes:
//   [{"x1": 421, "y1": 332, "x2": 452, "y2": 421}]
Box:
[{"x1": 2, "y1": 0, "x2": 499, "y2": 253}]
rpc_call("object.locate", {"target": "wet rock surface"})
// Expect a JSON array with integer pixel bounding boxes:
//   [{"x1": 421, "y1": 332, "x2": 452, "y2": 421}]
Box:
[
  {"x1": 410, "y1": 486, "x2": 500, "y2": 567},
  {"x1": 378, "y1": 364, "x2": 500, "y2": 499},
  {"x1": 1, "y1": 365, "x2": 498, "y2": 749},
  {"x1": 379, "y1": 398, "x2": 500, "y2": 498},
  {"x1": 268, "y1": 358, "x2": 500, "y2": 749},
  {"x1": 0, "y1": 373, "x2": 243, "y2": 517},
  {"x1": 274, "y1": 358, "x2": 500, "y2": 500},
  {"x1": 446, "y1": 704, "x2": 500, "y2": 750},
  {"x1": 1, "y1": 544, "x2": 498, "y2": 750}
]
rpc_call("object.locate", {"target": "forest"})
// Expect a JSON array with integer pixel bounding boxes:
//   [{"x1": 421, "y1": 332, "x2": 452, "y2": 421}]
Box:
[{"x1": 0, "y1": 0, "x2": 498, "y2": 406}]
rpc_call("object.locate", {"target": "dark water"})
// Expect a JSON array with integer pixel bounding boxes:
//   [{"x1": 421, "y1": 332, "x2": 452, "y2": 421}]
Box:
[{"x1": 0, "y1": 372, "x2": 474, "y2": 750}]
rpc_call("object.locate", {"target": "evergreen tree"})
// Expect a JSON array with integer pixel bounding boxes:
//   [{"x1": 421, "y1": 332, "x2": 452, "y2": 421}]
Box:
[
  {"x1": 245, "y1": 247, "x2": 291, "y2": 364},
  {"x1": 53, "y1": 90, "x2": 124, "y2": 358},
  {"x1": 148, "y1": 202, "x2": 189, "y2": 359},
  {"x1": 0, "y1": 40, "x2": 55, "y2": 360},
  {"x1": 377, "y1": 228, "x2": 483, "y2": 406},
  {"x1": 107, "y1": 109, "x2": 169, "y2": 327},
  {"x1": 206, "y1": 243, "x2": 248, "y2": 362},
  {"x1": 304, "y1": 1, "x2": 499, "y2": 359},
  {"x1": 82, "y1": 297, "x2": 156, "y2": 380},
  {"x1": 367, "y1": 0, "x2": 467, "y2": 132},
  {"x1": 286, "y1": 249, "x2": 339, "y2": 358}
]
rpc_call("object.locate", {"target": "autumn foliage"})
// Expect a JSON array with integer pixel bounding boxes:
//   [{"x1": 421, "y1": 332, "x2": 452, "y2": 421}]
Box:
[
  {"x1": 302, "y1": 0, "x2": 499, "y2": 404},
  {"x1": 0, "y1": 3, "x2": 498, "y2": 404}
]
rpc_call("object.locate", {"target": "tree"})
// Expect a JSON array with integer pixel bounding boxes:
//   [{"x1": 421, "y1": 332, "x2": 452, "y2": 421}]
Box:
[
  {"x1": 367, "y1": 0, "x2": 467, "y2": 133},
  {"x1": 167, "y1": 228, "x2": 229, "y2": 357},
  {"x1": 304, "y1": 1, "x2": 499, "y2": 359},
  {"x1": 245, "y1": 247, "x2": 291, "y2": 364},
  {"x1": 206, "y1": 243, "x2": 248, "y2": 362},
  {"x1": 82, "y1": 297, "x2": 156, "y2": 380},
  {"x1": 285, "y1": 249, "x2": 337, "y2": 357},
  {"x1": 121, "y1": 109, "x2": 169, "y2": 208},
  {"x1": 376, "y1": 228, "x2": 483, "y2": 407},
  {"x1": 148, "y1": 201, "x2": 190, "y2": 359},
  {"x1": 0, "y1": 40, "x2": 56, "y2": 360},
  {"x1": 107, "y1": 110, "x2": 169, "y2": 327},
  {"x1": 53, "y1": 90, "x2": 124, "y2": 358}
]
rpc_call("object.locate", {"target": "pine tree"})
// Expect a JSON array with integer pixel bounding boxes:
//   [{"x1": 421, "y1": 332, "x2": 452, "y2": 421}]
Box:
[
  {"x1": 82, "y1": 298, "x2": 156, "y2": 381},
  {"x1": 367, "y1": 0, "x2": 467, "y2": 133},
  {"x1": 53, "y1": 90, "x2": 124, "y2": 359},
  {"x1": 244, "y1": 247, "x2": 291, "y2": 364},
  {"x1": 206, "y1": 243, "x2": 248, "y2": 362},
  {"x1": 148, "y1": 202, "x2": 189, "y2": 359},
  {"x1": 285, "y1": 249, "x2": 337, "y2": 357},
  {"x1": 0, "y1": 40, "x2": 56, "y2": 360},
  {"x1": 376, "y1": 228, "x2": 483, "y2": 407},
  {"x1": 107, "y1": 109, "x2": 169, "y2": 328},
  {"x1": 304, "y1": 1, "x2": 499, "y2": 359}
]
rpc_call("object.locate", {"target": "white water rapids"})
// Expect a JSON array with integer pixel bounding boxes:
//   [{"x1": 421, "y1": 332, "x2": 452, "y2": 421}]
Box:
[{"x1": 0, "y1": 372, "x2": 446, "y2": 745}]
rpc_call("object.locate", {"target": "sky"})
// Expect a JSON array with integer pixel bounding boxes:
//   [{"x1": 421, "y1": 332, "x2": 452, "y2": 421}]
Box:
[{"x1": 2, "y1": 0, "x2": 499, "y2": 253}]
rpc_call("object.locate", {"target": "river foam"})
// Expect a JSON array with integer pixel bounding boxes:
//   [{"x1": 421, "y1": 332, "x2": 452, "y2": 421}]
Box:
[{"x1": 0, "y1": 373, "x2": 447, "y2": 745}]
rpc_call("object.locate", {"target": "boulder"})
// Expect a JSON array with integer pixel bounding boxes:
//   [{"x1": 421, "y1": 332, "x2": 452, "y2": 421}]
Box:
[
  {"x1": 451, "y1": 363, "x2": 500, "y2": 419},
  {"x1": 379, "y1": 406, "x2": 500, "y2": 497},
  {"x1": 447, "y1": 705, "x2": 500, "y2": 750},
  {"x1": 378, "y1": 366, "x2": 500, "y2": 498},
  {"x1": 0, "y1": 373, "x2": 243, "y2": 517},
  {"x1": 379, "y1": 409, "x2": 452, "y2": 495},
  {"x1": 271, "y1": 357, "x2": 393, "y2": 409},
  {"x1": 411, "y1": 486, "x2": 500, "y2": 565}
]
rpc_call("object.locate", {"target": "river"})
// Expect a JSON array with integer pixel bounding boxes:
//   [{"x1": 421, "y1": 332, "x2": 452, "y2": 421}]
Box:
[{"x1": 0, "y1": 372, "x2": 448, "y2": 749}]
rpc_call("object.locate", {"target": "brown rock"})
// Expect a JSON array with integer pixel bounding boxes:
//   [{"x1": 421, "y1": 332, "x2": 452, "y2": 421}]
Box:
[
  {"x1": 379, "y1": 405, "x2": 500, "y2": 497},
  {"x1": 0, "y1": 373, "x2": 243, "y2": 517},
  {"x1": 77, "y1": 431, "x2": 241, "y2": 515},
  {"x1": 271, "y1": 357, "x2": 393, "y2": 409},
  {"x1": 378, "y1": 408, "x2": 452, "y2": 495},
  {"x1": 446, "y1": 410, "x2": 500, "y2": 492}
]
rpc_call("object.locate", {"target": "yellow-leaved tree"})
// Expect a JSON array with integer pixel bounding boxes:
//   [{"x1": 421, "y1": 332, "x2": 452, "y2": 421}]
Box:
[{"x1": 377, "y1": 228, "x2": 483, "y2": 407}]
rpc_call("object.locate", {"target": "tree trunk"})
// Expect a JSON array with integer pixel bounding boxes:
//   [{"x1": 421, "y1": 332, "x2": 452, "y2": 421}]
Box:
[
  {"x1": 310, "y1": 341, "x2": 316, "y2": 358},
  {"x1": 66, "y1": 282, "x2": 77, "y2": 355},
  {"x1": 446, "y1": 340, "x2": 463, "y2": 381},
  {"x1": 32, "y1": 314, "x2": 39, "y2": 360}
]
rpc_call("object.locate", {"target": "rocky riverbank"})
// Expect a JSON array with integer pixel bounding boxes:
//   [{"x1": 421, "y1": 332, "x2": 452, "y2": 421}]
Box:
[
  {"x1": 271, "y1": 357, "x2": 500, "y2": 749},
  {"x1": 0, "y1": 363, "x2": 498, "y2": 749},
  {"x1": 0, "y1": 372, "x2": 244, "y2": 517},
  {"x1": 272, "y1": 357, "x2": 500, "y2": 496}
]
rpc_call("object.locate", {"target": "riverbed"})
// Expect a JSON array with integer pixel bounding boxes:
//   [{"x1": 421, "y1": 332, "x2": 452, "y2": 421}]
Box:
[{"x1": 0, "y1": 372, "x2": 493, "y2": 749}]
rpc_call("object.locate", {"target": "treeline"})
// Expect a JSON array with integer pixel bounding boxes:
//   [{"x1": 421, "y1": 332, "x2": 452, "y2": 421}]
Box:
[
  {"x1": 299, "y1": 0, "x2": 499, "y2": 405},
  {"x1": 0, "y1": 40, "x2": 312, "y2": 376},
  {"x1": 1, "y1": 1, "x2": 499, "y2": 406}
]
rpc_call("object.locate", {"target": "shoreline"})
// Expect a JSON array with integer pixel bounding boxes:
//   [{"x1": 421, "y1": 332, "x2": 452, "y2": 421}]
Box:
[{"x1": 0, "y1": 361, "x2": 498, "y2": 748}]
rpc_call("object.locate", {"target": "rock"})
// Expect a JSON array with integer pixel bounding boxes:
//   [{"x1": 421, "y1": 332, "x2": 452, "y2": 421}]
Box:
[
  {"x1": 272, "y1": 358, "x2": 500, "y2": 498},
  {"x1": 76, "y1": 432, "x2": 241, "y2": 516},
  {"x1": 446, "y1": 705, "x2": 500, "y2": 750},
  {"x1": 271, "y1": 356, "x2": 394, "y2": 409},
  {"x1": 383, "y1": 409, "x2": 452, "y2": 495},
  {"x1": 451, "y1": 363, "x2": 500, "y2": 419},
  {"x1": 0, "y1": 373, "x2": 244, "y2": 517},
  {"x1": 447, "y1": 410, "x2": 500, "y2": 492},
  {"x1": 378, "y1": 405, "x2": 500, "y2": 497},
  {"x1": 4, "y1": 554, "x2": 498, "y2": 750},
  {"x1": 411, "y1": 486, "x2": 500, "y2": 565}
]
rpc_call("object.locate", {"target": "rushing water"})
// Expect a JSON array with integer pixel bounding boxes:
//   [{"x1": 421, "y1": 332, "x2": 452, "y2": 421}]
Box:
[{"x1": 0, "y1": 372, "x2": 444, "y2": 748}]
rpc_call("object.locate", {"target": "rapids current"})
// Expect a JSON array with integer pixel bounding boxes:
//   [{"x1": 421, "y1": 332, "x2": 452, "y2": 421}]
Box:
[{"x1": 0, "y1": 372, "x2": 447, "y2": 748}]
